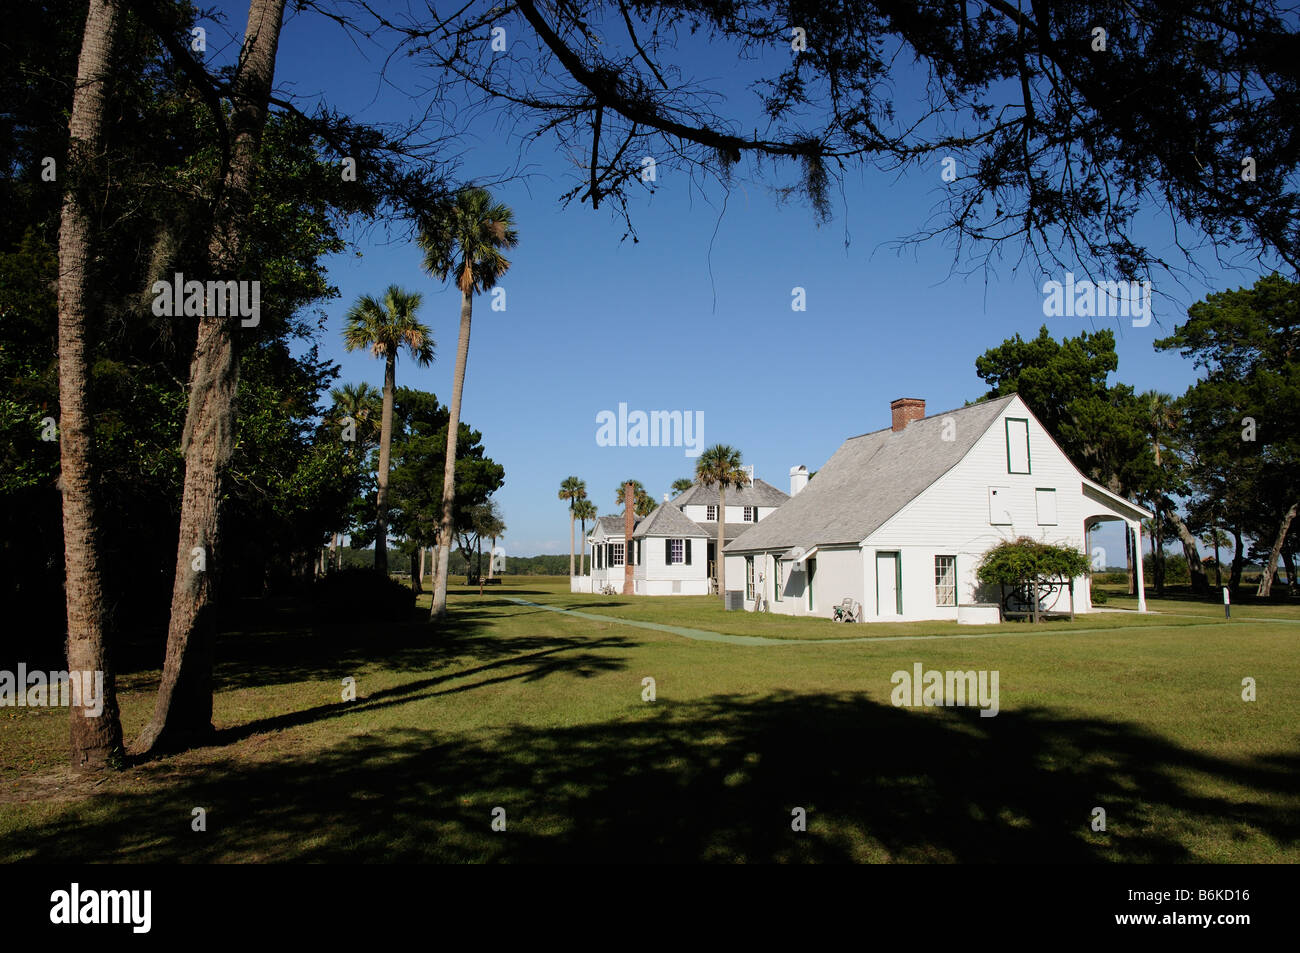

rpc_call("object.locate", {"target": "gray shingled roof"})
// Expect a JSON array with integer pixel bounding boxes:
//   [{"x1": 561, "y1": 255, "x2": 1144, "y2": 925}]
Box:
[
  {"x1": 632, "y1": 501, "x2": 709, "y2": 538},
  {"x1": 592, "y1": 514, "x2": 639, "y2": 539},
  {"x1": 724, "y1": 395, "x2": 1019, "y2": 554},
  {"x1": 672, "y1": 477, "x2": 790, "y2": 508},
  {"x1": 694, "y1": 522, "x2": 760, "y2": 542}
]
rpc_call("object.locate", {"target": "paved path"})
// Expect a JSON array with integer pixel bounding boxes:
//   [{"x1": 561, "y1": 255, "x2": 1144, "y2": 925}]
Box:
[{"x1": 500, "y1": 598, "x2": 1233, "y2": 647}]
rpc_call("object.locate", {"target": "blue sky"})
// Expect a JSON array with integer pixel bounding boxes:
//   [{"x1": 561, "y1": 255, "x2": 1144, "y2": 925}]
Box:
[{"x1": 203, "y1": 3, "x2": 1277, "y2": 559}]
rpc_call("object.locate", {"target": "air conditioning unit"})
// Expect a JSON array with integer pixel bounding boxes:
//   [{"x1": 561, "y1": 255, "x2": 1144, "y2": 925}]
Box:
[{"x1": 724, "y1": 590, "x2": 745, "y2": 610}]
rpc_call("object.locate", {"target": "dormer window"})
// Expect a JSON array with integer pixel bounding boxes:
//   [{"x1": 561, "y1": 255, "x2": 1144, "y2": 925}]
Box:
[
  {"x1": 743, "y1": 506, "x2": 757, "y2": 522},
  {"x1": 706, "y1": 505, "x2": 718, "y2": 521}
]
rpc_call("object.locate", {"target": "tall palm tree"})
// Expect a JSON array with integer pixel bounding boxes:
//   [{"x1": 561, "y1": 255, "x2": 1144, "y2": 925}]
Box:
[
  {"x1": 132, "y1": 0, "x2": 290, "y2": 758},
  {"x1": 559, "y1": 476, "x2": 586, "y2": 577},
  {"x1": 573, "y1": 498, "x2": 597, "y2": 575},
  {"x1": 615, "y1": 480, "x2": 655, "y2": 517},
  {"x1": 420, "y1": 186, "x2": 519, "y2": 619},
  {"x1": 696, "y1": 444, "x2": 748, "y2": 600},
  {"x1": 671, "y1": 478, "x2": 694, "y2": 496},
  {"x1": 342, "y1": 286, "x2": 434, "y2": 574},
  {"x1": 58, "y1": 0, "x2": 124, "y2": 768}
]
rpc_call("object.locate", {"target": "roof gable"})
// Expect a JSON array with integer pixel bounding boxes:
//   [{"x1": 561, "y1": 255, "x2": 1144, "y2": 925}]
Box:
[
  {"x1": 724, "y1": 395, "x2": 1020, "y2": 553},
  {"x1": 633, "y1": 501, "x2": 709, "y2": 538},
  {"x1": 673, "y1": 477, "x2": 790, "y2": 508}
]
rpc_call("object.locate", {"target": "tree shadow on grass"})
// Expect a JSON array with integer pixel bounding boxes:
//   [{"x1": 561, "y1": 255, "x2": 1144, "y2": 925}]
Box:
[
  {"x1": 199, "y1": 596, "x2": 614, "y2": 693},
  {"x1": 6, "y1": 692, "x2": 1297, "y2": 863}
]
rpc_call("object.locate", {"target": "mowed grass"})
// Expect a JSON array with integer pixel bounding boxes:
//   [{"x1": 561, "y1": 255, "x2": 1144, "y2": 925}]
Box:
[{"x1": 1, "y1": 576, "x2": 1297, "y2": 863}]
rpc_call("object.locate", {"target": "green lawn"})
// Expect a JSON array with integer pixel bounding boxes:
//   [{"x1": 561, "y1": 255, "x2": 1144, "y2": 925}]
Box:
[{"x1": 2, "y1": 578, "x2": 1297, "y2": 863}]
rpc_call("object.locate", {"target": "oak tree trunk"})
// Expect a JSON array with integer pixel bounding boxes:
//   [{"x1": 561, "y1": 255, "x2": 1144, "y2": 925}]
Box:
[
  {"x1": 1230, "y1": 525, "x2": 1244, "y2": 593},
  {"x1": 58, "y1": 0, "x2": 124, "y2": 769},
  {"x1": 1169, "y1": 511, "x2": 1209, "y2": 595},
  {"x1": 1256, "y1": 502, "x2": 1298, "y2": 598}
]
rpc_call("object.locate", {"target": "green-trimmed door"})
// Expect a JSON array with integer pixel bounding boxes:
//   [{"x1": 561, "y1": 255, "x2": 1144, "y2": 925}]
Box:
[{"x1": 876, "y1": 552, "x2": 901, "y2": 616}]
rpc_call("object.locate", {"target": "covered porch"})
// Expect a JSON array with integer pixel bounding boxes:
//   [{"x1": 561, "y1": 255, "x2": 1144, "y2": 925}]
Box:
[{"x1": 1082, "y1": 479, "x2": 1153, "y2": 613}]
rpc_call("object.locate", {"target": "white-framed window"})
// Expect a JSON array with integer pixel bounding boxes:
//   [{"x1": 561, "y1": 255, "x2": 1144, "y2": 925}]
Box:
[
  {"x1": 935, "y1": 555, "x2": 957, "y2": 607},
  {"x1": 743, "y1": 506, "x2": 757, "y2": 522},
  {"x1": 745, "y1": 557, "x2": 754, "y2": 600},
  {"x1": 1035, "y1": 488, "x2": 1058, "y2": 525},
  {"x1": 610, "y1": 542, "x2": 625, "y2": 566},
  {"x1": 706, "y1": 505, "x2": 718, "y2": 521},
  {"x1": 669, "y1": 538, "x2": 684, "y2": 564}
]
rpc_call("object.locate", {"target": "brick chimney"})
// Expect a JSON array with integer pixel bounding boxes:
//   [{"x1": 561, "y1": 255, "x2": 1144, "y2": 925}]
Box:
[
  {"x1": 890, "y1": 397, "x2": 926, "y2": 432},
  {"x1": 623, "y1": 481, "x2": 635, "y2": 595}
]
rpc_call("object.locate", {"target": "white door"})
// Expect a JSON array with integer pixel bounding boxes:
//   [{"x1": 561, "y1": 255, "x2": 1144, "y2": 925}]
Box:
[{"x1": 876, "y1": 552, "x2": 900, "y2": 616}]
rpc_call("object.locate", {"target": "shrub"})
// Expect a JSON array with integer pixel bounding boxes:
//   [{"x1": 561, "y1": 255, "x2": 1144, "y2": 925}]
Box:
[
  {"x1": 977, "y1": 537, "x2": 1092, "y2": 588},
  {"x1": 1091, "y1": 589, "x2": 1108, "y2": 604},
  {"x1": 309, "y1": 568, "x2": 416, "y2": 624}
]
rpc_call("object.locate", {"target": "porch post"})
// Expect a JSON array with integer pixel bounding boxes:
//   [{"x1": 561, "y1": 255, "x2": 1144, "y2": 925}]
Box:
[{"x1": 1133, "y1": 519, "x2": 1148, "y2": 612}]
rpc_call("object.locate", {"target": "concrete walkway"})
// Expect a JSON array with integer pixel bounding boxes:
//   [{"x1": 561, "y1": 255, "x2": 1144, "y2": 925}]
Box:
[{"x1": 501, "y1": 597, "x2": 1230, "y2": 647}]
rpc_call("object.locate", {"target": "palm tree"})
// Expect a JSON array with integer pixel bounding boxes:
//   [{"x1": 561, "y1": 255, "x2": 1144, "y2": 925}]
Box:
[
  {"x1": 695, "y1": 444, "x2": 748, "y2": 600},
  {"x1": 559, "y1": 476, "x2": 586, "y2": 577},
  {"x1": 1202, "y1": 526, "x2": 1231, "y2": 589},
  {"x1": 58, "y1": 0, "x2": 124, "y2": 768},
  {"x1": 671, "y1": 478, "x2": 694, "y2": 496},
  {"x1": 471, "y1": 501, "x2": 507, "y2": 587},
  {"x1": 132, "y1": 0, "x2": 291, "y2": 758},
  {"x1": 330, "y1": 382, "x2": 383, "y2": 449},
  {"x1": 420, "y1": 186, "x2": 519, "y2": 619},
  {"x1": 484, "y1": 501, "x2": 507, "y2": 580},
  {"x1": 328, "y1": 382, "x2": 382, "y2": 568},
  {"x1": 615, "y1": 480, "x2": 655, "y2": 517},
  {"x1": 342, "y1": 286, "x2": 435, "y2": 574},
  {"x1": 573, "y1": 499, "x2": 597, "y2": 575}
]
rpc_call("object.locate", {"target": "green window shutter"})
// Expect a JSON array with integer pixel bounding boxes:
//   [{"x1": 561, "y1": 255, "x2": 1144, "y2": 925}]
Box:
[{"x1": 685, "y1": 539, "x2": 692, "y2": 565}]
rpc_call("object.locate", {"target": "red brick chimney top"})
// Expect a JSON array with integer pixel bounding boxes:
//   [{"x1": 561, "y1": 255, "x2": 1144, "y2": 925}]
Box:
[{"x1": 890, "y1": 397, "x2": 926, "y2": 432}]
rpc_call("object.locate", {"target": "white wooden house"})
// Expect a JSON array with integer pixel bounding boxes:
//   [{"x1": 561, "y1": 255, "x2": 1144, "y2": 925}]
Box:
[
  {"x1": 722, "y1": 395, "x2": 1151, "y2": 622},
  {"x1": 575, "y1": 478, "x2": 790, "y2": 595}
]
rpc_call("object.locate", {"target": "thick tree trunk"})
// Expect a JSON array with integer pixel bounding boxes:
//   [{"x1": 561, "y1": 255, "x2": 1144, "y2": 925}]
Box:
[
  {"x1": 329, "y1": 532, "x2": 337, "y2": 572},
  {"x1": 410, "y1": 549, "x2": 421, "y2": 593},
  {"x1": 431, "y1": 291, "x2": 472, "y2": 619},
  {"x1": 58, "y1": 0, "x2": 124, "y2": 769},
  {"x1": 1230, "y1": 525, "x2": 1244, "y2": 593},
  {"x1": 1256, "y1": 502, "x2": 1298, "y2": 598},
  {"x1": 1282, "y1": 550, "x2": 1296, "y2": 590},
  {"x1": 568, "y1": 508, "x2": 575, "y2": 577},
  {"x1": 374, "y1": 353, "x2": 395, "y2": 573},
  {"x1": 132, "y1": 0, "x2": 286, "y2": 756},
  {"x1": 1169, "y1": 511, "x2": 1209, "y2": 595}
]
